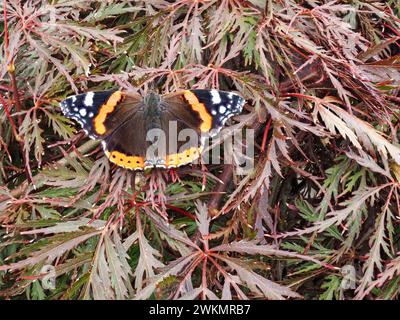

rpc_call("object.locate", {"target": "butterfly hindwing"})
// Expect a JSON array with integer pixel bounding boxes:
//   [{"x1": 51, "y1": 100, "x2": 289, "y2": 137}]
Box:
[{"x1": 102, "y1": 110, "x2": 148, "y2": 170}]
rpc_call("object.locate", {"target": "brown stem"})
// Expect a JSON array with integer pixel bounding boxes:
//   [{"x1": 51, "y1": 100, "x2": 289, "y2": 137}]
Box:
[
  {"x1": 208, "y1": 120, "x2": 265, "y2": 216},
  {"x1": 208, "y1": 164, "x2": 234, "y2": 217}
]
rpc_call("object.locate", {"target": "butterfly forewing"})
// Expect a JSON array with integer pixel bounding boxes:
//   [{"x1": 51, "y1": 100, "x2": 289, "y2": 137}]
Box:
[
  {"x1": 183, "y1": 89, "x2": 245, "y2": 136},
  {"x1": 60, "y1": 90, "x2": 142, "y2": 139}
]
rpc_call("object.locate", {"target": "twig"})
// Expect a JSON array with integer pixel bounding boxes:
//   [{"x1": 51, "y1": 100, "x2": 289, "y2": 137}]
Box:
[
  {"x1": 208, "y1": 164, "x2": 234, "y2": 217},
  {"x1": 208, "y1": 120, "x2": 264, "y2": 216},
  {"x1": 0, "y1": 94, "x2": 20, "y2": 142},
  {"x1": 3, "y1": 0, "x2": 23, "y2": 126},
  {"x1": 261, "y1": 116, "x2": 272, "y2": 152},
  {"x1": 9, "y1": 71, "x2": 23, "y2": 127}
]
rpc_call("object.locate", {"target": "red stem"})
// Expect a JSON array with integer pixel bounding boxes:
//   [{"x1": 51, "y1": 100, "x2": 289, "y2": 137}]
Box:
[
  {"x1": 165, "y1": 204, "x2": 196, "y2": 220},
  {"x1": 261, "y1": 116, "x2": 272, "y2": 152},
  {"x1": 0, "y1": 94, "x2": 20, "y2": 141},
  {"x1": 125, "y1": 196, "x2": 196, "y2": 220}
]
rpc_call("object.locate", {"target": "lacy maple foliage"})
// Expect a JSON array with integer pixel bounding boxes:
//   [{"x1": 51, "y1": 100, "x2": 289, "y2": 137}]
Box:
[{"x1": 0, "y1": 0, "x2": 399, "y2": 300}]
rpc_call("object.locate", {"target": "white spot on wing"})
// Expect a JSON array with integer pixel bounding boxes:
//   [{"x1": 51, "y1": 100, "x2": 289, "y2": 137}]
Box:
[
  {"x1": 210, "y1": 90, "x2": 221, "y2": 104},
  {"x1": 84, "y1": 92, "x2": 94, "y2": 106},
  {"x1": 79, "y1": 109, "x2": 87, "y2": 116},
  {"x1": 219, "y1": 106, "x2": 226, "y2": 114}
]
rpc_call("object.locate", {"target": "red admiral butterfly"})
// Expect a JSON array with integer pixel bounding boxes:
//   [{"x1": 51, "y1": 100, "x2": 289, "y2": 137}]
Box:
[{"x1": 60, "y1": 89, "x2": 245, "y2": 170}]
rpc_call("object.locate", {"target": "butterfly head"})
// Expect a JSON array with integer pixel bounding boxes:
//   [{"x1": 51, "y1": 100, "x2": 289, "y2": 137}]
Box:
[{"x1": 144, "y1": 91, "x2": 161, "y2": 108}]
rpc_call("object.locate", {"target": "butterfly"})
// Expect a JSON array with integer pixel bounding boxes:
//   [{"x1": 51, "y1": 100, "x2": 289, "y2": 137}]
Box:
[{"x1": 59, "y1": 89, "x2": 245, "y2": 170}]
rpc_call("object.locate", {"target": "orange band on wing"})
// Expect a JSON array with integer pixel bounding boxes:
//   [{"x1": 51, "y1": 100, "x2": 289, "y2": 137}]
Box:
[
  {"x1": 183, "y1": 91, "x2": 212, "y2": 132},
  {"x1": 94, "y1": 91, "x2": 124, "y2": 135},
  {"x1": 166, "y1": 146, "x2": 203, "y2": 167},
  {"x1": 105, "y1": 147, "x2": 203, "y2": 170},
  {"x1": 105, "y1": 150, "x2": 145, "y2": 170}
]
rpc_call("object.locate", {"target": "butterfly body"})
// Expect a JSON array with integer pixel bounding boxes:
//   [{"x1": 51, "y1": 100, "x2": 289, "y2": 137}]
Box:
[
  {"x1": 142, "y1": 92, "x2": 164, "y2": 132},
  {"x1": 60, "y1": 89, "x2": 245, "y2": 170}
]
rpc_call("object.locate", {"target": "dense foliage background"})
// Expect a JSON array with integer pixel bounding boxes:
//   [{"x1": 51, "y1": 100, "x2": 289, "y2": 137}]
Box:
[{"x1": 0, "y1": 0, "x2": 399, "y2": 300}]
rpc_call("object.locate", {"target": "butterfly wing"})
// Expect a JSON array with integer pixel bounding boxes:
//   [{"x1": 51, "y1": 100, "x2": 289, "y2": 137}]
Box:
[
  {"x1": 158, "y1": 89, "x2": 245, "y2": 167},
  {"x1": 177, "y1": 89, "x2": 245, "y2": 137},
  {"x1": 59, "y1": 90, "x2": 143, "y2": 139},
  {"x1": 156, "y1": 92, "x2": 204, "y2": 168},
  {"x1": 102, "y1": 110, "x2": 149, "y2": 170},
  {"x1": 60, "y1": 90, "x2": 148, "y2": 170}
]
